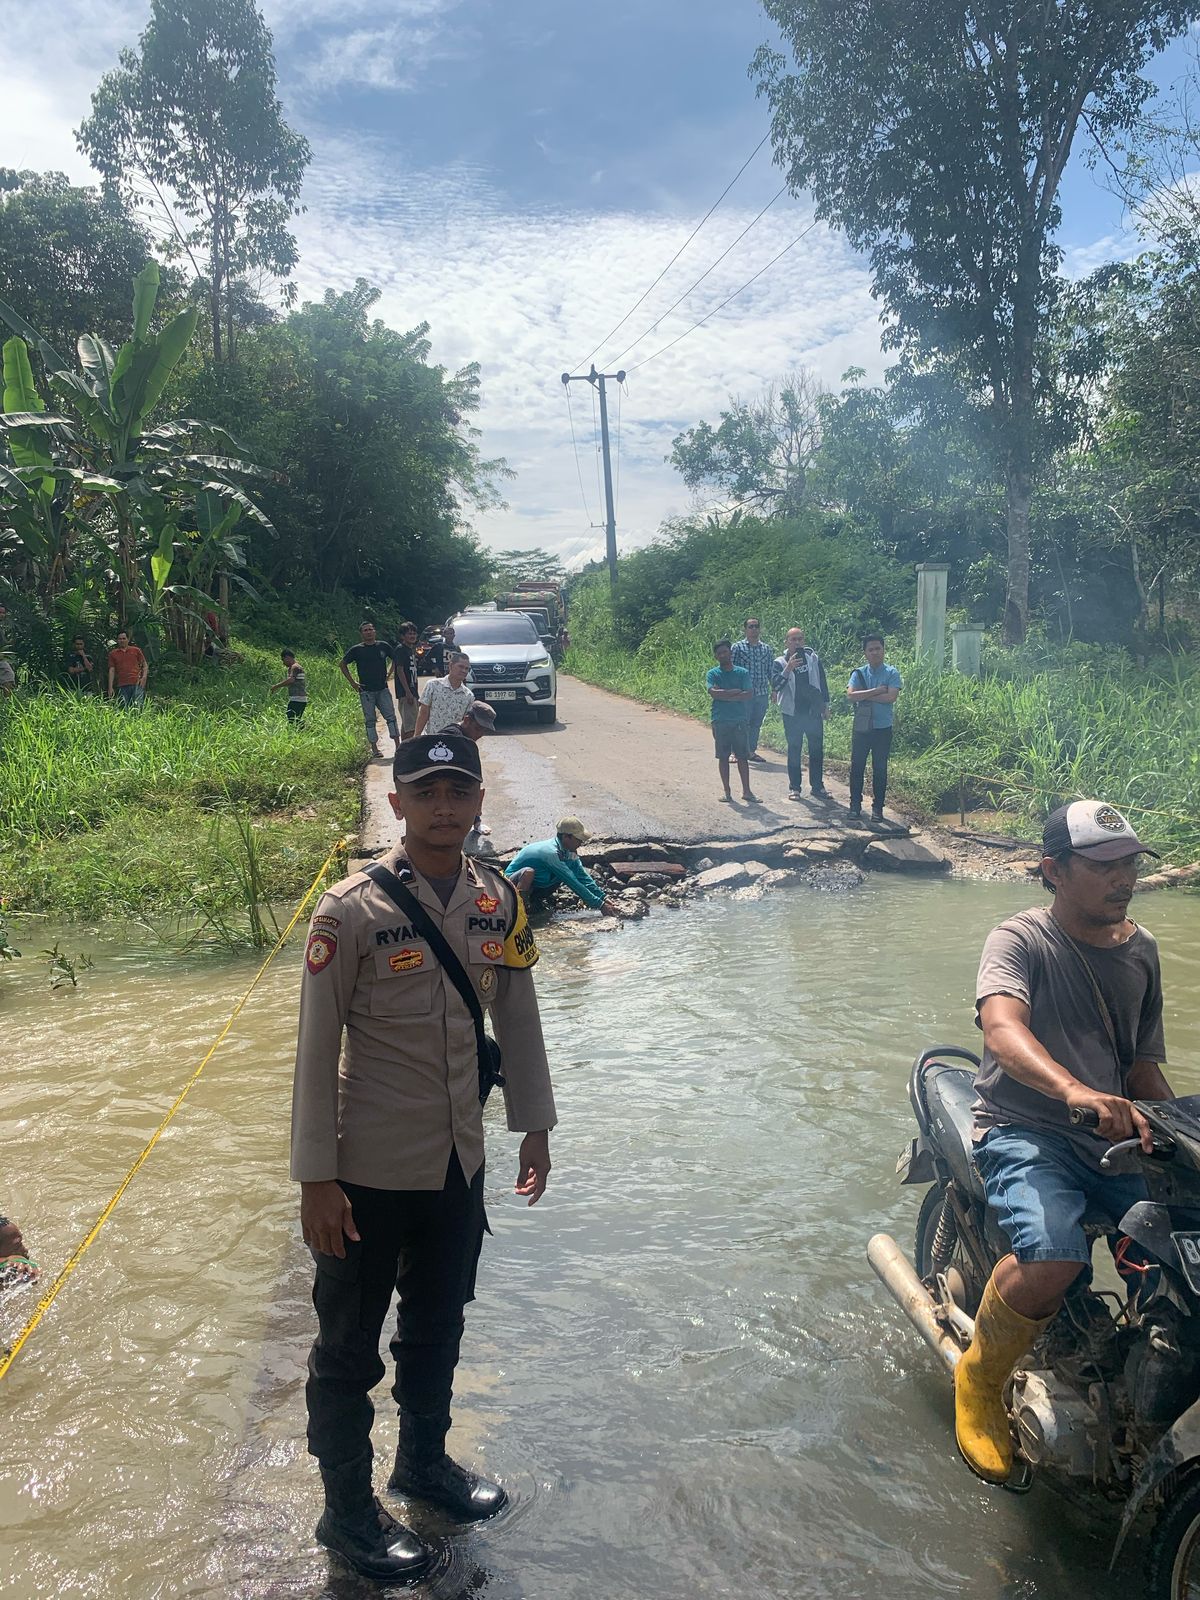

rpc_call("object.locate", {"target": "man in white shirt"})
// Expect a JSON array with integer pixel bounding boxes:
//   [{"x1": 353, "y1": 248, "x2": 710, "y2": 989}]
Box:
[{"x1": 415, "y1": 653, "x2": 476, "y2": 737}]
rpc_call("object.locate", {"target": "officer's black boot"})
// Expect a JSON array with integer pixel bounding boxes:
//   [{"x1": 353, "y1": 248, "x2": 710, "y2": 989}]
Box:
[
  {"x1": 316, "y1": 1455, "x2": 434, "y2": 1582},
  {"x1": 387, "y1": 1410, "x2": 508, "y2": 1521}
]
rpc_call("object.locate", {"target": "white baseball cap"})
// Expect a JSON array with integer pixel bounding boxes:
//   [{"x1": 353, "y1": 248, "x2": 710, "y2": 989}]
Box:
[{"x1": 1042, "y1": 801, "x2": 1160, "y2": 862}]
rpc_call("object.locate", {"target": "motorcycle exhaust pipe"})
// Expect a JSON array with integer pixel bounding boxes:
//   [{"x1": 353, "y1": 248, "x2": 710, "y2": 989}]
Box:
[{"x1": 867, "y1": 1233, "x2": 965, "y2": 1374}]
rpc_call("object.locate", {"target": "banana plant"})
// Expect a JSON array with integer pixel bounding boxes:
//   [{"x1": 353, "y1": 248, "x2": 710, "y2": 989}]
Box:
[{"x1": 0, "y1": 261, "x2": 275, "y2": 653}]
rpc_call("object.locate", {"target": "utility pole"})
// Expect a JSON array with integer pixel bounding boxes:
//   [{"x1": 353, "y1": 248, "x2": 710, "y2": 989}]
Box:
[{"x1": 561, "y1": 365, "x2": 625, "y2": 600}]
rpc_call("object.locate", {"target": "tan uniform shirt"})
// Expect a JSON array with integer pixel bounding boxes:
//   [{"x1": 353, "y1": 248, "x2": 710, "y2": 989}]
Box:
[{"x1": 290, "y1": 844, "x2": 557, "y2": 1189}]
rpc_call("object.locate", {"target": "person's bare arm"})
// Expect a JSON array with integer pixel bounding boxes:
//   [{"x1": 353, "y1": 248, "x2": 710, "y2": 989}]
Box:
[
  {"x1": 339, "y1": 662, "x2": 360, "y2": 692},
  {"x1": 847, "y1": 684, "x2": 890, "y2": 701},
  {"x1": 979, "y1": 993, "x2": 1152, "y2": 1149},
  {"x1": 107, "y1": 663, "x2": 115, "y2": 697},
  {"x1": 414, "y1": 703, "x2": 430, "y2": 736},
  {"x1": 1128, "y1": 1058, "x2": 1174, "y2": 1101}
]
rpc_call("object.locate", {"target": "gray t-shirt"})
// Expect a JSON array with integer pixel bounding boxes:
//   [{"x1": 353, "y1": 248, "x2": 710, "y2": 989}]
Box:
[{"x1": 973, "y1": 906, "x2": 1166, "y2": 1165}]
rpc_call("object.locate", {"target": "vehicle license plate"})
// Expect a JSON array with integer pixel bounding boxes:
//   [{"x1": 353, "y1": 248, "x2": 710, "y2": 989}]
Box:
[
  {"x1": 1172, "y1": 1232, "x2": 1200, "y2": 1293},
  {"x1": 483, "y1": 689, "x2": 517, "y2": 701}
]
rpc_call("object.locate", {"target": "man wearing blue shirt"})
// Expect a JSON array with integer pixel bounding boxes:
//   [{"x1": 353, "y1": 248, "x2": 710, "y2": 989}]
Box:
[
  {"x1": 846, "y1": 632, "x2": 902, "y2": 820},
  {"x1": 506, "y1": 818, "x2": 624, "y2": 917},
  {"x1": 707, "y1": 639, "x2": 758, "y2": 805}
]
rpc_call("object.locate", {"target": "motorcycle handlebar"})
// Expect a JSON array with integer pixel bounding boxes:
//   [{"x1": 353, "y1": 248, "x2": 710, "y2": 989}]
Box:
[{"x1": 1067, "y1": 1104, "x2": 1177, "y2": 1167}]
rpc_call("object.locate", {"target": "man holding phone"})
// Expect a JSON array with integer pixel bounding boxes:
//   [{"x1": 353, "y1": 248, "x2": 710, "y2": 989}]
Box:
[{"x1": 771, "y1": 627, "x2": 829, "y2": 802}]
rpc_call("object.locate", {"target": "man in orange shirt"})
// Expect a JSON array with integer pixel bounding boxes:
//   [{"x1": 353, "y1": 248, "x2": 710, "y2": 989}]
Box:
[{"x1": 107, "y1": 630, "x2": 149, "y2": 707}]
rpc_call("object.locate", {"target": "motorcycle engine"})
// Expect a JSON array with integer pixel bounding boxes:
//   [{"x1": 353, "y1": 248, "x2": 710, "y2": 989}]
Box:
[
  {"x1": 1010, "y1": 1369, "x2": 1104, "y2": 1479},
  {"x1": 1126, "y1": 1320, "x2": 1200, "y2": 1429}
]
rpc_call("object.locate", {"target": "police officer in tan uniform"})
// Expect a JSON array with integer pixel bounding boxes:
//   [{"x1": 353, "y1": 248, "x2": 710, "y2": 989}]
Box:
[{"x1": 291, "y1": 731, "x2": 556, "y2": 1583}]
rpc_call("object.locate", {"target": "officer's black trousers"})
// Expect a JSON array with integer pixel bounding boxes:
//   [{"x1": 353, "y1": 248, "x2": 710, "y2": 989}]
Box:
[{"x1": 305, "y1": 1151, "x2": 487, "y2": 1469}]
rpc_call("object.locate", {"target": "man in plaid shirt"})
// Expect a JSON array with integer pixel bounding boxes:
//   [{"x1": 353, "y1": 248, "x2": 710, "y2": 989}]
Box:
[{"x1": 730, "y1": 618, "x2": 775, "y2": 761}]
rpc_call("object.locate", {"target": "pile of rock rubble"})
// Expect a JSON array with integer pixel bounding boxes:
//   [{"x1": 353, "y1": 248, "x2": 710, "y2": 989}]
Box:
[{"x1": 496, "y1": 829, "x2": 951, "y2": 923}]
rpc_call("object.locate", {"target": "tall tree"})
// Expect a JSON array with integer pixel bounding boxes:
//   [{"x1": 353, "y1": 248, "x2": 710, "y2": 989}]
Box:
[
  {"x1": 0, "y1": 169, "x2": 185, "y2": 355},
  {"x1": 490, "y1": 548, "x2": 566, "y2": 592},
  {"x1": 669, "y1": 368, "x2": 824, "y2": 515},
  {"x1": 175, "y1": 279, "x2": 506, "y2": 617},
  {"x1": 753, "y1": 1, "x2": 1191, "y2": 642},
  {"x1": 77, "y1": 0, "x2": 309, "y2": 363}
]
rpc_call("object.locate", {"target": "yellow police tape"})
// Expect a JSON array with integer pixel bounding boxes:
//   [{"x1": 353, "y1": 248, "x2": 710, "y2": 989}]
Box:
[{"x1": 0, "y1": 834, "x2": 350, "y2": 1384}]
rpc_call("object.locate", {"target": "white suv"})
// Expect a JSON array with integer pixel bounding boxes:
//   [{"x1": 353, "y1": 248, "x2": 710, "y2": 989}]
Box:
[{"x1": 446, "y1": 611, "x2": 557, "y2": 723}]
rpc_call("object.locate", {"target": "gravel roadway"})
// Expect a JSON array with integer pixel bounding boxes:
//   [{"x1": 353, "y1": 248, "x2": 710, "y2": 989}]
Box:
[{"x1": 358, "y1": 674, "x2": 905, "y2": 857}]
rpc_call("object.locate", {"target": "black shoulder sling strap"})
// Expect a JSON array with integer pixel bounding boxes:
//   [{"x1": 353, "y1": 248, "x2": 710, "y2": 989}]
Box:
[{"x1": 364, "y1": 862, "x2": 506, "y2": 1105}]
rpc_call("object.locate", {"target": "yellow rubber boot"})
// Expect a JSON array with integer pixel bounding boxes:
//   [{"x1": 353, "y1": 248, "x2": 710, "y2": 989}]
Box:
[{"x1": 954, "y1": 1276, "x2": 1050, "y2": 1483}]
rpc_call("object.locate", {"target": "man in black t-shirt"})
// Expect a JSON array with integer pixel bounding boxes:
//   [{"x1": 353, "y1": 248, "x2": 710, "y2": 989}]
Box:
[
  {"x1": 340, "y1": 622, "x2": 400, "y2": 756},
  {"x1": 65, "y1": 636, "x2": 94, "y2": 691},
  {"x1": 393, "y1": 621, "x2": 420, "y2": 741}
]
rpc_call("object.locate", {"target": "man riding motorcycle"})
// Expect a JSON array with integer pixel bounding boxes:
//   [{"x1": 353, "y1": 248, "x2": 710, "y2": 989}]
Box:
[{"x1": 956, "y1": 799, "x2": 1175, "y2": 1483}]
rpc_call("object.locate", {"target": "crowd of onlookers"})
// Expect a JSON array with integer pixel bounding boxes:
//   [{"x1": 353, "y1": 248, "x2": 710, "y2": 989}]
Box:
[
  {"x1": 0, "y1": 605, "x2": 901, "y2": 825},
  {"x1": 0, "y1": 627, "x2": 152, "y2": 705},
  {"x1": 707, "y1": 618, "x2": 901, "y2": 819}
]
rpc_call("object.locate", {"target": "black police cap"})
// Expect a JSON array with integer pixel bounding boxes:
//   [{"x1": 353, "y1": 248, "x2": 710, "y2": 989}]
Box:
[{"x1": 392, "y1": 731, "x2": 482, "y2": 784}]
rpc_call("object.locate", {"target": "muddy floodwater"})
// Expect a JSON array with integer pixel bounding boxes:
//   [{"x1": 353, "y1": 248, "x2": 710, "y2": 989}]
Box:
[{"x1": 2, "y1": 877, "x2": 1199, "y2": 1599}]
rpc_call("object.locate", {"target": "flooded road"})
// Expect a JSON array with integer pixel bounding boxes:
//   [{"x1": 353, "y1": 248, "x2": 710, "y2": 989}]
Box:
[{"x1": 2, "y1": 877, "x2": 1199, "y2": 1599}]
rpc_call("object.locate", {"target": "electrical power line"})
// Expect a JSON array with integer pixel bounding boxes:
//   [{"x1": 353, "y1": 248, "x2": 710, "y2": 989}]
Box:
[
  {"x1": 609, "y1": 186, "x2": 788, "y2": 368},
  {"x1": 573, "y1": 132, "x2": 771, "y2": 373},
  {"x1": 626, "y1": 216, "x2": 822, "y2": 374}
]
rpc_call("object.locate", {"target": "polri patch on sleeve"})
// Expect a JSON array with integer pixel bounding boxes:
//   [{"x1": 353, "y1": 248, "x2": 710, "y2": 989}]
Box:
[
  {"x1": 306, "y1": 930, "x2": 338, "y2": 974},
  {"x1": 311, "y1": 913, "x2": 341, "y2": 932},
  {"x1": 501, "y1": 893, "x2": 539, "y2": 969}
]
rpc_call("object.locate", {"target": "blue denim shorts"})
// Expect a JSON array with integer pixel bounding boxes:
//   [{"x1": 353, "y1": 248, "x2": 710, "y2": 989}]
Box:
[{"x1": 975, "y1": 1125, "x2": 1148, "y2": 1264}]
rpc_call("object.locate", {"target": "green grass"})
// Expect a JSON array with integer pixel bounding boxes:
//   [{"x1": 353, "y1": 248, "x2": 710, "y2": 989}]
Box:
[
  {"x1": 566, "y1": 612, "x2": 1200, "y2": 864},
  {"x1": 0, "y1": 641, "x2": 364, "y2": 925}
]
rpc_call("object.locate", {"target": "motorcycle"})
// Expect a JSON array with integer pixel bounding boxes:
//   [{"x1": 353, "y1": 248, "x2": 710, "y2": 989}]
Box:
[
  {"x1": 870, "y1": 1046, "x2": 1200, "y2": 1597},
  {"x1": 414, "y1": 628, "x2": 444, "y2": 676}
]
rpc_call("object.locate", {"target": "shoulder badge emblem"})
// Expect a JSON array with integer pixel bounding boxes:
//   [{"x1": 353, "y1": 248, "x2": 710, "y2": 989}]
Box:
[
  {"x1": 1093, "y1": 805, "x2": 1126, "y2": 833},
  {"x1": 429, "y1": 741, "x2": 454, "y2": 763},
  {"x1": 479, "y1": 967, "x2": 497, "y2": 997},
  {"x1": 389, "y1": 948, "x2": 424, "y2": 972},
  {"x1": 475, "y1": 892, "x2": 500, "y2": 914},
  {"x1": 501, "y1": 893, "x2": 540, "y2": 970},
  {"x1": 306, "y1": 931, "x2": 338, "y2": 974}
]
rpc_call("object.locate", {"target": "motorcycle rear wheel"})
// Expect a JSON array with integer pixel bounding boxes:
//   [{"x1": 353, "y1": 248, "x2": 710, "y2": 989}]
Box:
[
  {"x1": 1150, "y1": 1475, "x2": 1200, "y2": 1599},
  {"x1": 915, "y1": 1184, "x2": 984, "y2": 1317}
]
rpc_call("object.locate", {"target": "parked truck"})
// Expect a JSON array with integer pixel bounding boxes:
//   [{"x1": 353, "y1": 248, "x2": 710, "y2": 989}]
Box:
[{"x1": 496, "y1": 585, "x2": 568, "y2": 659}]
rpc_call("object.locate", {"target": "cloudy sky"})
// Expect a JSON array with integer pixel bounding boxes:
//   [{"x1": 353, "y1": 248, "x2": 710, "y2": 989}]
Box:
[{"x1": 1, "y1": 0, "x2": 1194, "y2": 567}]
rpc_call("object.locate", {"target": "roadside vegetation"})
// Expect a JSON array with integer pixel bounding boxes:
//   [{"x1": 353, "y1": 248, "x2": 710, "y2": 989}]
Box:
[
  {"x1": 0, "y1": 641, "x2": 360, "y2": 927},
  {"x1": 0, "y1": 0, "x2": 518, "y2": 934}
]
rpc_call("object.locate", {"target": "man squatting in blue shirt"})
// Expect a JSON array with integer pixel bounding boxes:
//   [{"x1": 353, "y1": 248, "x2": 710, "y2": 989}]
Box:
[{"x1": 506, "y1": 817, "x2": 626, "y2": 918}]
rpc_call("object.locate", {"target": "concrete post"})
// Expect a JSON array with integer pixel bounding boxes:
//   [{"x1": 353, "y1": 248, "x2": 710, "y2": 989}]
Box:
[
  {"x1": 952, "y1": 622, "x2": 984, "y2": 678},
  {"x1": 915, "y1": 563, "x2": 950, "y2": 670}
]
